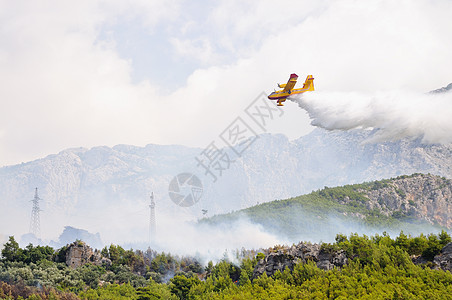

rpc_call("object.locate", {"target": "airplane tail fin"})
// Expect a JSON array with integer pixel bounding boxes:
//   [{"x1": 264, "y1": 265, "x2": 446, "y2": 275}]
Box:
[{"x1": 302, "y1": 75, "x2": 315, "y2": 91}]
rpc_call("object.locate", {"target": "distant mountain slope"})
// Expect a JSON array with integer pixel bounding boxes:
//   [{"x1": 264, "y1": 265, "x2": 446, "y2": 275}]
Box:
[
  {"x1": 294, "y1": 129, "x2": 452, "y2": 191},
  {"x1": 201, "y1": 174, "x2": 451, "y2": 242},
  {"x1": 430, "y1": 82, "x2": 452, "y2": 94},
  {"x1": 2, "y1": 131, "x2": 452, "y2": 242}
]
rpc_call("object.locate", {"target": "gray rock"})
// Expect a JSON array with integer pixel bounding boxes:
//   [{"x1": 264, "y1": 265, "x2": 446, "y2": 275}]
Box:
[
  {"x1": 65, "y1": 241, "x2": 111, "y2": 268},
  {"x1": 360, "y1": 174, "x2": 452, "y2": 228},
  {"x1": 252, "y1": 242, "x2": 347, "y2": 278},
  {"x1": 433, "y1": 242, "x2": 452, "y2": 272},
  {"x1": 317, "y1": 249, "x2": 348, "y2": 271},
  {"x1": 412, "y1": 255, "x2": 430, "y2": 265},
  {"x1": 253, "y1": 240, "x2": 452, "y2": 279}
]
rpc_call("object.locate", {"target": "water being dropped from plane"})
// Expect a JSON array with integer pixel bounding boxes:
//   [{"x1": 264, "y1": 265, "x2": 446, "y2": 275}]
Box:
[{"x1": 289, "y1": 89, "x2": 452, "y2": 144}]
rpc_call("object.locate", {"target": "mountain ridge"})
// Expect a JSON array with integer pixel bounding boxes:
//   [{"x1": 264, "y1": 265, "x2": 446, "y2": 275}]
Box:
[{"x1": 2, "y1": 129, "x2": 452, "y2": 242}]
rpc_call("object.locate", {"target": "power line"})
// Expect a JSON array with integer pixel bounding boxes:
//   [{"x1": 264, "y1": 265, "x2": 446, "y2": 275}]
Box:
[
  {"x1": 149, "y1": 192, "x2": 156, "y2": 247},
  {"x1": 29, "y1": 188, "x2": 42, "y2": 239}
]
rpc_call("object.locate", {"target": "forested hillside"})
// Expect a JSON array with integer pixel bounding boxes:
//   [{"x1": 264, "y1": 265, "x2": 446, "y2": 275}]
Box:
[
  {"x1": 1, "y1": 231, "x2": 452, "y2": 299},
  {"x1": 1, "y1": 173, "x2": 452, "y2": 299},
  {"x1": 201, "y1": 173, "x2": 451, "y2": 241}
]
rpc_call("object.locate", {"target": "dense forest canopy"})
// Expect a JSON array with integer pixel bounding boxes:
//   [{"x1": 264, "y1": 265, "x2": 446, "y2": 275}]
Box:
[{"x1": 1, "y1": 231, "x2": 451, "y2": 299}]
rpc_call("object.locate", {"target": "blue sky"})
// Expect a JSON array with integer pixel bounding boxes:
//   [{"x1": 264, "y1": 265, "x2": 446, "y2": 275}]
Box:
[{"x1": 1, "y1": 0, "x2": 451, "y2": 166}]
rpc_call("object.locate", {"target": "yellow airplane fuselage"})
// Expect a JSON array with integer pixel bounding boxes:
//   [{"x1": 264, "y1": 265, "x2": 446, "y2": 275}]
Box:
[{"x1": 268, "y1": 74, "x2": 314, "y2": 106}]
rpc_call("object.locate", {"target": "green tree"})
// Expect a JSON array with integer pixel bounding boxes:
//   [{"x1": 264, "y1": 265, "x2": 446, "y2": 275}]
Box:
[
  {"x1": 151, "y1": 252, "x2": 179, "y2": 275},
  {"x1": 239, "y1": 257, "x2": 256, "y2": 284},
  {"x1": 22, "y1": 244, "x2": 54, "y2": 264},
  {"x1": 422, "y1": 234, "x2": 442, "y2": 260},
  {"x1": 395, "y1": 231, "x2": 410, "y2": 251},
  {"x1": 109, "y1": 244, "x2": 127, "y2": 266},
  {"x1": 438, "y1": 230, "x2": 451, "y2": 246},
  {"x1": 238, "y1": 269, "x2": 251, "y2": 286},
  {"x1": 408, "y1": 234, "x2": 428, "y2": 255},
  {"x1": 77, "y1": 264, "x2": 104, "y2": 288},
  {"x1": 1, "y1": 236, "x2": 22, "y2": 262},
  {"x1": 210, "y1": 260, "x2": 240, "y2": 282},
  {"x1": 169, "y1": 275, "x2": 200, "y2": 300},
  {"x1": 55, "y1": 245, "x2": 68, "y2": 263}
]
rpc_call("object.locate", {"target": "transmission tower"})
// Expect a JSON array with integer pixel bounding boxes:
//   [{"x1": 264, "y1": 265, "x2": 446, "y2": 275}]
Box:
[
  {"x1": 149, "y1": 192, "x2": 156, "y2": 247},
  {"x1": 29, "y1": 188, "x2": 42, "y2": 238}
]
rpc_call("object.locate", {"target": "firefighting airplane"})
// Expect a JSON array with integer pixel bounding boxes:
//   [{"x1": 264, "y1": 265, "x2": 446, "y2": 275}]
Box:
[{"x1": 268, "y1": 73, "x2": 314, "y2": 106}]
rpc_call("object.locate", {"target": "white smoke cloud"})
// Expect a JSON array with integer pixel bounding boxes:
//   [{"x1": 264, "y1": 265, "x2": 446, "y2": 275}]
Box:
[
  {"x1": 2, "y1": 0, "x2": 452, "y2": 166},
  {"x1": 33, "y1": 194, "x2": 287, "y2": 262},
  {"x1": 290, "y1": 90, "x2": 452, "y2": 144},
  {"x1": 153, "y1": 214, "x2": 288, "y2": 263}
]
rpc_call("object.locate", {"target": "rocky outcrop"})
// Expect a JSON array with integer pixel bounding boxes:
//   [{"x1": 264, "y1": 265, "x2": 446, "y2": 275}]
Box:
[
  {"x1": 65, "y1": 241, "x2": 111, "y2": 268},
  {"x1": 317, "y1": 247, "x2": 348, "y2": 271},
  {"x1": 332, "y1": 174, "x2": 452, "y2": 228},
  {"x1": 433, "y1": 242, "x2": 452, "y2": 272},
  {"x1": 253, "y1": 242, "x2": 347, "y2": 278},
  {"x1": 253, "y1": 241, "x2": 452, "y2": 278},
  {"x1": 359, "y1": 174, "x2": 452, "y2": 228}
]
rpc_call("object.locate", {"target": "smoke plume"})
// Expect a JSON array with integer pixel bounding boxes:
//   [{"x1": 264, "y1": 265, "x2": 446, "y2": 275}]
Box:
[{"x1": 291, "y1": 90, "x2": 452, "y2": 144}]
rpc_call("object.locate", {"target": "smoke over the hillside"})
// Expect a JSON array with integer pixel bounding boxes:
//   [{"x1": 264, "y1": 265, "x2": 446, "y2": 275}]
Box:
[
  {"x1": 291, "y1": 90, "x2": 452, "y2": 144},
  {"x1": 153, "y1": 215, "x2": 288, "y2": 263},
  {"x1": 5, "y1": 190, "x2": 446, "y2": 264}
]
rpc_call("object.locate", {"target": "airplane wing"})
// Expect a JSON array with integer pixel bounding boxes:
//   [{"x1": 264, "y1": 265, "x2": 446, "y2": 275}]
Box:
[{"x1": 282, "y1": 73, "x2": 298, "y2": 93}]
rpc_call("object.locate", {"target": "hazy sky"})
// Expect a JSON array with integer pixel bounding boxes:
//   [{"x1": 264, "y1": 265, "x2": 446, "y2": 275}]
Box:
[{"x1": 1, "y1": 0, "x2": 451, "y2": 166}]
